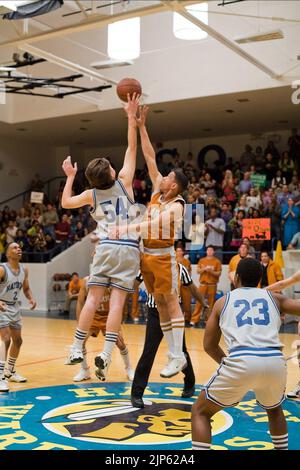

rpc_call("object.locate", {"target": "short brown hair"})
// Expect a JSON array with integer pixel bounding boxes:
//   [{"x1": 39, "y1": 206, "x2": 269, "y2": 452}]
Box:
[
  {"x1": 85, "y1": 158, "x2": 115, "y2": 190},
  {"x1": 173, "y1": 169, "x2": 189, "y2": 193}
]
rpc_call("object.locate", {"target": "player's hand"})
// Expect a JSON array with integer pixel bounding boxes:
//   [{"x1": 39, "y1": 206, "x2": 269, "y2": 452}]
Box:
[
  {"x1": 124, "y1": 93, "x2": 140, "y2": 118},
  {"x1": 135, "y1": 105, "x2": 149, "y2": 127},
  {"x1": 62, "y1": 156, "x2": 77, "y2": 178},
  {"x1": 29, "y1": 299, "x2": 37, "y2": 310},
  {"x1": 0, "y1": 301, "x2": 7, "y2": 312}
]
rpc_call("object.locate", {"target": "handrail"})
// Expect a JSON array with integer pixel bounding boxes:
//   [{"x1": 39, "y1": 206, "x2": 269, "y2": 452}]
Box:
[{"x1": 0, "y1": 176, "x2": 66, "y2": 206}]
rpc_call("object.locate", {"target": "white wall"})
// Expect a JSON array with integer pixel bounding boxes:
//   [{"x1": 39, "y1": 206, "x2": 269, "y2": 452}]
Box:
[{"x1": 0, "y1": 138, "x2": 58, "y2": 206}]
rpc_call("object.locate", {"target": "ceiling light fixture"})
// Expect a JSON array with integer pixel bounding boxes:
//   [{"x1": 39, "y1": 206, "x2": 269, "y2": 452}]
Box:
[
  {"x1": 107, "y1": 17, "x2": 140, "y2": 61},
  {"x1": 173, "y1": 2, "x2": 208, "y2": 41}
]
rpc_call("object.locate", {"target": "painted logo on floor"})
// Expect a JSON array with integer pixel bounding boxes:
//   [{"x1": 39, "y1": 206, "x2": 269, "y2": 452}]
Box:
[{"x1": 0, "y1": 382, "x2": 299, "y2": 450}]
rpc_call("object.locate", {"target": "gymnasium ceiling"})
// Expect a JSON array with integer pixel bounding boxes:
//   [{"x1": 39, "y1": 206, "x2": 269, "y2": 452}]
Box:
[{"x1": 0, "y1": 0, "x2": 299, "y2": 144}]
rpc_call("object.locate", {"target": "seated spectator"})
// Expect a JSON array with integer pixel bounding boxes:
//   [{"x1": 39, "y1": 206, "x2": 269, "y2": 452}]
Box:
[
  {"x1": 229, "y1": 210, "x2": 245, "y2": 249},
  {"x1": 240, "y1": 145, "x2": 255, "y2": 173},
  {"x1": 63, "y1": 272, "x2": 83, "y2": 316},
  {"x1": 264, "y1": 153, "x2": 278, "y2": 185},
  {"x1": 42, "y1": 203, "x2": 59, "y2": 237},
  {"x1": 201, "y1": 172, "x2": 217, "y2": 197},
  {"x1": 55, "y1": 214, "x2": 71, "y2": 243},
  {"x1": 72, "y1": 221, "x2": 88, "y2": 242},
  {"x1": 234, "y1": 195, "x2": 249, "y2": 215},
  {"x1": 15, "y1": 229, "x2": 29, "y2": 251},
  {"x1": 222, "y1": 170, "x2": 237, "y2": 204},
  {"x1": 238, "y1": 172, "x2": 253, "y2": 194},
  {"x1": 5, "y1": 220, "x2": 17, "y2": 244},
  {"x1": 289, "y1": 175, "x2": 299, "y2": 194},
  {"x1": 277, "y1": 184, "x2": 293, "y2": 206},
  {"x1": 271, "y1": 170, "x2": 286, "y2": 191},
  {"x1": 259, "y1": 251, "x2": 284, "y2": 288},
  {"x1": 45, "y1": 233, "x2": 56, "y2": 251},
  {"x1": 287, "y1": 232, "x2": 300, "y2": 250},
  {"x1": 16, "y1": 208, "x2": 30, "y2": 232},
  {"x1": 31, "y1": 207, "x2": 43, "y2": 225},
  {"x1": 279, "y1": 151, "x2": 294, "y2": 184},
  {"x1": 242, "y1": 236, "x2": 256, "y2": 258},
  {"x1": 281, "y1": 197, "x2": 300, "y2": 248},
  {"x1": 246, "y1": 188, "x2": 261, "y2": 210},
  {"x1": 263, "y1": 195, "x2": 282, "y2": 241}
]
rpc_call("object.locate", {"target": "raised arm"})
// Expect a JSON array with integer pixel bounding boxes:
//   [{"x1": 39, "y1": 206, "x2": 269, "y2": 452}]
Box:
[
  {"x1": 267, "y1": 270, "x2": 300, "y2": 292},
  {"x1": 118, "y1": 93, "x2": 140, "y2": 194},
  {"x1": 61, "y1": 156, "x2": 93, "y2": 209},
  {"x1": 136, "y1": 106, "x2": 163, "y2": 192},
  {"x1": 23, "y1": 267, "x2": 36, "y2": 310}
]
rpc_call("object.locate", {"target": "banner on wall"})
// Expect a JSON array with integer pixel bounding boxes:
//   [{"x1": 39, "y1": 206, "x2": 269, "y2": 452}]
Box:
[
  {"x1": 30, "y1": 191, "x2": 44, "y2": 204},
  {"x1": 242, "y1": 218, "x2": 271, "y2": 241}
]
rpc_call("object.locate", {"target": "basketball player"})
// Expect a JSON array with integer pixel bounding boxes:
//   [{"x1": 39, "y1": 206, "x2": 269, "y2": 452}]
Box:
[
  {"x1": 62, "y1": 93, "x2": 141, "y2": 381},
  {"x1": 71, "y1": 277, "x2": 134, "y2": 382},
  {"x1": 110, "y1": 105, "x2": 189, "y2": 378},
  {"x1": 0, "y1": 243, "x2": 36, "y2": 392},
  {"x1": 131, "y1": 263, "x2": 207, "y2": 408},
  {"x1": 267, "y1": 272, "x2": 300, "y2": 399},
  {"x1": 192, "y1": 257, "x2": 300, "y2": 450}
]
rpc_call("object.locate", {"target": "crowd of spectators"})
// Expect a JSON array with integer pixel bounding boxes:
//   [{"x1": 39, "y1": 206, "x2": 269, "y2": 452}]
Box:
[
  {"x1": 1, "y1": 129, "x2": 300, "y2": 264},
  {"x1": 133, "y1": 129, "x2": 300, "y2": 262},
  {"x1": 0, "y1": 177, "x2": 96, "y2": 262}
]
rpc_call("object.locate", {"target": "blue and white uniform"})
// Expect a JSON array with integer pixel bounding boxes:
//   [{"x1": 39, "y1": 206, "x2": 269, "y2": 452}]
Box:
[
  {"x1": 205, "y1": 288, "x2": 286, "y2": 409},
  {"x1": 0, "y1": 263, "x2": 25, "y2": 330},
  {"x1": 89, "y1": 180, "x2": 141, "y2": 293}
]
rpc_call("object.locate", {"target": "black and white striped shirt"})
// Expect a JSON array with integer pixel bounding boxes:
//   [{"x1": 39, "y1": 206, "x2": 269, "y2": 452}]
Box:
[{"x1": 136, "y1": 263, "x2": 192, "y2": 308}]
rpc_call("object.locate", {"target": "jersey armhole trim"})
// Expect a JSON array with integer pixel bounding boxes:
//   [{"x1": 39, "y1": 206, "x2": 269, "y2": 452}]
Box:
[
  {"x1": 117, "y1": 179, "x2": 135, "y2": 205},
  {"x1": 266, "y1": 291, "x2": 281, "y2": 317},
  {"x1": 90, "y1": 188, "x2": 97, "y2": 214},
  {"x1": 220, "y1": 292, "x2": 230, "y2": 318}
]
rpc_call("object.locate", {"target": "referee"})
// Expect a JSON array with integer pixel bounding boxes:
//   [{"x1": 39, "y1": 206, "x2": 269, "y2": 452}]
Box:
[{"x1": 131, "y1": 263, "x2": 207, "y2": 408}]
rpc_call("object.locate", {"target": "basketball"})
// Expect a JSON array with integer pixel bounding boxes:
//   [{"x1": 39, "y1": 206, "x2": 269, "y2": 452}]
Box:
[{"x1": 116, "y1": 78, "x2": 142, "y2": 102}]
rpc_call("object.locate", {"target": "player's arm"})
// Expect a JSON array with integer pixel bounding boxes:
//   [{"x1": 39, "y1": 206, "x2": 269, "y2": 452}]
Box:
[
  {"x1": 188, "y1": 282, "x2": 207, "y2": 308},
  {"x1": 61, "y1": 156, "x2": 93, "y2": 209},
  {"x1": 76, "y1": 278, "x2": 87, "y2": 322},
  {"x1": 112, "y1": 201, "x2": 183, "y2": 239},
  {"x1": 203, "y1": 296, "x2": 227, "y2": 364},
  {"x1": 273, "y1": 292, "x2": 300, "y2": 317},
  {"x1": 136, "y1": 106, "x2": 163, "y2": 192},
  {"x1": 267, "y1": 270, "x2": 300, "y2": 292},
  {"x1": 23, "y1": 267, "x2": 36, "y2": 310},
  {"x1": 118, "y1": 94, "x2": 140, "y2": 194}
]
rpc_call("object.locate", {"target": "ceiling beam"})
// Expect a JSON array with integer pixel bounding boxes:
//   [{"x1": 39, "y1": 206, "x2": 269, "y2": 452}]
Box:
[
  {"x1": 0, "y1": 1, "x2": 200, "y2": 49},
  {"x1": 163, "y1": 0, "x2": 281, "y2": 80}
]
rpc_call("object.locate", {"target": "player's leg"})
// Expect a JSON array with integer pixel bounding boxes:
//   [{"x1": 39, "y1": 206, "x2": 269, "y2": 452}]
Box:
[
  {"x1": 94, "y1": 287, "x2": 128, "y2": 381},
  {"x1": 130, "y1": 285, "x2": 140, "y2": 323},
  {"x1": 0, "y1": 327, "x2": 11, "y2": 391},
  {"x1": 286, "y1": 320, "x2": 300, "y2": 398},
  {"x1": 266, "y1": 406, "x2": 288, "y2": 450},
  {"x1": 131, "y1": 307, "x2": 164, "y2": 407},
  {"x1": 68, "y1": 286, "x2": 107, "y2": 364},
  {"x1": 181, "y1": 333, "x2": 195, "y2": 398},
  {"x1": 5, "y1": 327, "x2": 26, "y2": 383},
  {"x1": 116, "y1": 329, "x2": 134, "y2": 381},
  {"x1": 73, "y1": 335, "x2": 91, "y2": 382},
  {"x1": 192, "y1": 390, "x2": 222, "y2": 450}
]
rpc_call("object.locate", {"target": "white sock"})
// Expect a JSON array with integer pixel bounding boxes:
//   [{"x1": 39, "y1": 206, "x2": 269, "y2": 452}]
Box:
[
  {"x1": 0, "y1": 361, "x2": 5, "y2": 378},
  {"x1": 73, "y1": 328, "x2": 88, "y2": 349},
  {"x1": 120, "y1": 347, "x2": 131, "y2": 369},
  {"x1": 171, "y1": 317, "x2": 185, "y2": 357},
  {"x1": 7, "y1": 356, "x2": 17, "y2": 373},
  {"x1": 160, "y1": 321, "x2": 174, "y2": 355},
  {"x1": 103, "y1": 332, "x2": 118, "y2": 358},
  {"x1": 271, "y1": 433, "x2": 288, "y2": 450},
  {"x1": 82, "y1": 347, "x2": 89, "y2": 369},
  {"x1": 192, "y1": 441, "x2": 211, "y2": 450}
]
